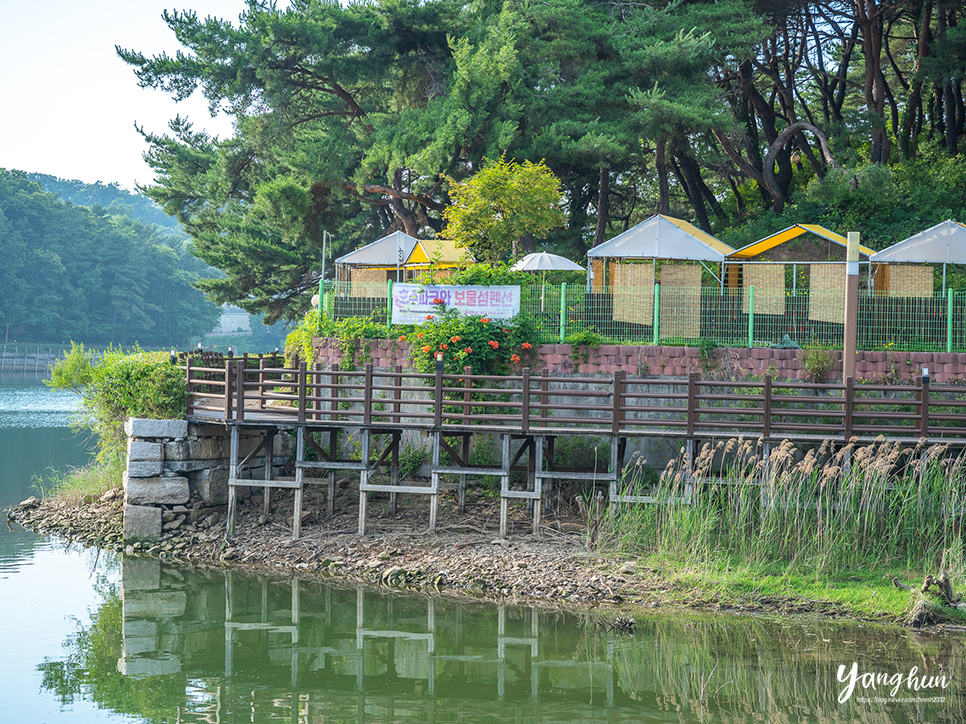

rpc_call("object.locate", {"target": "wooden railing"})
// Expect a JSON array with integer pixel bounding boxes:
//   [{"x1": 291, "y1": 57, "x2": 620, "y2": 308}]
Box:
[{"x1": 182, "y1": 360, "x2": 966, "y2": 443}]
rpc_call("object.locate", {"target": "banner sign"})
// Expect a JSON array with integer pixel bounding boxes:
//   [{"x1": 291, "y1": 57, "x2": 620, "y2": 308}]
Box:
[{"x1": 391, "y1": 284, "x2": 521, "y2": 324}]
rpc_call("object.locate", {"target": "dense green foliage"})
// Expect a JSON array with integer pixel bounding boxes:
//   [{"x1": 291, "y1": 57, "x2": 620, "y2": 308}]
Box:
[
  {"x1": 0, "y1": 170, "x2": 219, "y2": 346},
  {"x1": 47, "y1": 344, "x2": 187, "y2": 462},
  {"x1": 27, "y1": 172, "x2": 182, "y2": 230},
  {"x1": 443, "y1": 157, "x2": 566, "y2": 261},
  {"x1": 121, "y1": 0, "x2": 966, "y2": 322}
]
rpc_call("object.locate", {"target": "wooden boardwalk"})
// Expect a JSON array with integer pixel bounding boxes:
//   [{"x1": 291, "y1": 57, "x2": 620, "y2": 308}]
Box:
[{"x1": 182, "y1": 357, "x2": 966, "y2": 538}]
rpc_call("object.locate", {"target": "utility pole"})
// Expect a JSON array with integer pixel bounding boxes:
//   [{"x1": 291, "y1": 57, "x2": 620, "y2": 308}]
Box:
[{"x1": 843, "y1": 231, "x2": 859, "y2": 380}]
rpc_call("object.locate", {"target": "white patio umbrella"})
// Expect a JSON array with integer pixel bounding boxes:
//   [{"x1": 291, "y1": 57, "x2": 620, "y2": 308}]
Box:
[
  {"x1": 511, "y1": 252, "x2": 586, "y2": 272},
  {"x1": 511, "y1": 252, "x2": 585, "y2": 310}
]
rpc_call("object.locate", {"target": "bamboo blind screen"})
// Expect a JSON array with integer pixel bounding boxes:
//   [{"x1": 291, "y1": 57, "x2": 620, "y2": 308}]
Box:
[
  {"x1": 742, "y1": 265, "x2": 786, "y2": 315},
  {"x1": 874, "y1": 264, "x2": 934, "y2": 297},
  {"x1": 350, "y1": 267, "x2": 390, "y2": 297},
  {"x1": 612, "y1": 263, "x2": 655, "y2": 325},
  {"x1": 808, "y1": 264, "x2": 845, "y2": 323},
  {"x1": 659, "y1": 264, "x2": 701, "y2": 339}
]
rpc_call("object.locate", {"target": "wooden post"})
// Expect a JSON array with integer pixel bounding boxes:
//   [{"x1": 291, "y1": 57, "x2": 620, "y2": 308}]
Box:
[
  {"x1": 762, "y1": 374, "x2": 772, "y2": 439},
  {"x1": 843, "y1": 232, "x2": 860, "y2": 380},
  {"x1": 393, "y1": 364, "x2": 403, "y2": 424},
  {"x1": 185, "y1": 358, "x2": 194, "y2": 417},
  {"x1": 312, "y1": 363, "x2": 321, "y2": 421},
  {"x1": 521, "y1": 367, "x2": 531, "y2": 434},
  {"x1": 611, "y1": 370, "x2": 625, "y2": 434},
  {"x1": 363, "y1": 363, "x2": 374, "y2": 425},
  {"x1": 224, "y1": 359, "x2": 234, "y2": 421},
  {"x1": 920, "y1": 370, "x2": 930, "y2": 438},
  {"x1": 462, "y1": 366, "x2": 472, "y2": 424},
  {"x1": 235, "y1": 359, "x2": 246, "y2": 422},
  {"x1": 686, "y1": 372, "x2": 699, "y2": 437},
  {"x1": 540, "y1": 367, "x2": 549, "y2": 421},
  {"x1": 297, "y1": 361, "x2": 307, "y2": 423},
  {"x1": 843, "y1": 375, "x2": 854, "y2": 440},
  {"x1": 433, "y1": 355, "x2": 444, "y2": 428}
]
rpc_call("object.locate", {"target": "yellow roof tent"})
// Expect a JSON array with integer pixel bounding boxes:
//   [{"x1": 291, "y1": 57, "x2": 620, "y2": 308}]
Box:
[
  {"x1": 404, "y1": 239, "x2": 472, "y2": 270},
  {"x1": 728, "y1": 224, "x2": 875, "y2": 260}
]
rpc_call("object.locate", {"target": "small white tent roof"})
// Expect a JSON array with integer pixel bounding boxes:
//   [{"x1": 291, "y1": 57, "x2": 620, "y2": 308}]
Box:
[
  {"x1": 335, "y1": 230, "x2": 419, "y2": 266},
  {"x1": 869, "y1": 220, "x2": 966, "y2": 264},
  {"x1": 587, "y1": 214, "x2": 734, "y2": 262}
]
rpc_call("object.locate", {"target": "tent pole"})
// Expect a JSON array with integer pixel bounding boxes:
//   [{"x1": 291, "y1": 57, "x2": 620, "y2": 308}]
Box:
[{"x1": 943, "y1": 263, "x2": 947, "y2": 295}]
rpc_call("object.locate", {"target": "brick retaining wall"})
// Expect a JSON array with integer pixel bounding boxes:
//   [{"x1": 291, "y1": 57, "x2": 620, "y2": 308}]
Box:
[{"x1": 313, "y1": 337, "x2": 959, "y2": 383}]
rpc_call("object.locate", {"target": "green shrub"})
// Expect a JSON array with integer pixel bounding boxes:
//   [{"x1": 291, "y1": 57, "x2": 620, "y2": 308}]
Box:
[
  {"x1": 564, "y1": 327, "x2": 602, "y2": 365},
  {"x1": 48, "y1": 343, "x2": 186, "y2": 463},
  {"x1": 801, "y1": 348, "x2": 836, "y2": 383},
  {"x1": 284, "y1": 309, "x2": 319, "y2": 366}
]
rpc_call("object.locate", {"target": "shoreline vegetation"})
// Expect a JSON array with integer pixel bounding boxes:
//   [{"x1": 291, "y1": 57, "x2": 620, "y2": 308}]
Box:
[{"x1": 23, "y1": 344, "x2": 966, "y2": 630}]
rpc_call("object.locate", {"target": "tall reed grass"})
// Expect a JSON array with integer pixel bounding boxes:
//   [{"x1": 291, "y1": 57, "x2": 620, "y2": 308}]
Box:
[{"x1": 606, "y1": 437, "x2": 966, "y2": 576}]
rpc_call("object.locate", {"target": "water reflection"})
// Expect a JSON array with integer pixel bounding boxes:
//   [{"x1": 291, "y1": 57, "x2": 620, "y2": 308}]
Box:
[{"x1": 42, "y1": 556, "x2": 966, "y2": 723}]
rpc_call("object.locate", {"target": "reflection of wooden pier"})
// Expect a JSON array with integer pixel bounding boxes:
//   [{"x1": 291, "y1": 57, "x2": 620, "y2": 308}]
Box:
[
  {"x1": 220, "y1": 572, "x2": 616, "y2": 710},
  {"x1": 182, "y1": 358, "x2": 966, "y2": 538}
]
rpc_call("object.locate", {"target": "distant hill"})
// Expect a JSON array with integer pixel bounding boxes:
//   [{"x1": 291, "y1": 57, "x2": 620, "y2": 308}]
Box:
[{"x1": 26, "y1": 172, "x2": 182, "y2": 232}]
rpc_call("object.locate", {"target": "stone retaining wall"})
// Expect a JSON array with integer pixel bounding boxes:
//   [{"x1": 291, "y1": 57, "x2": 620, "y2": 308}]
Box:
[
  {"x1": 123, "y1": 418, "x2": 295, "y2": 541},
  {"x1": 312, "y1": 337, "x2": 955, "y2": 382}
]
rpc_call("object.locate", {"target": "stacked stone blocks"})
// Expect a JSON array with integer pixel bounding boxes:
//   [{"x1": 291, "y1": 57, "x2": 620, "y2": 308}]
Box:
[{"x1": 123, "y1": 418, "x2": 294, "y2": 541}]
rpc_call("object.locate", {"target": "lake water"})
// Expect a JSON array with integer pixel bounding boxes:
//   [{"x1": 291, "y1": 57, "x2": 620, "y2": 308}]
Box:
[{"x1": 3, "y1": 376, "x2": 966, "y2": 722}]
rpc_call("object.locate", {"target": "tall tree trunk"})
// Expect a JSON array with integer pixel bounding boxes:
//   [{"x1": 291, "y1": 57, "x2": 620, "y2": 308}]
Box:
[
  {"x1": 593, "y1": 166, "x2": 610, "y2": 247},
  {"x1": 900, "y1": 0, "x2": 933, "y2": 158},
  {"x1": 674, "y1": 153, "x2": 712, "y2": 233},
  {"x1": 856, "y1": 0, "x2": 891, "y2": 163},
  {"x1": 390, "y1": 170, "x2": 419, "y2": 236},
  {"x1": 656, "y1": 138, "x2": 670, "y2": 216}
]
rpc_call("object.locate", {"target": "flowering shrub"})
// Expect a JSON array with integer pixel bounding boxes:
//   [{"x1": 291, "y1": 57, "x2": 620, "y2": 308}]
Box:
[{"x1": 404, "y1": 308, "x2": 540, "y2": 375}]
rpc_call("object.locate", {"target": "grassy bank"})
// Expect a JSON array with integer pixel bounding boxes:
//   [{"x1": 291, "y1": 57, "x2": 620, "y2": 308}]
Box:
[
  {"x1": 34, "y1": 456, "x2": 123, "y2": 502},
  {"x1": 600, "y1": 437, "x2": 966, "y2": 623}
]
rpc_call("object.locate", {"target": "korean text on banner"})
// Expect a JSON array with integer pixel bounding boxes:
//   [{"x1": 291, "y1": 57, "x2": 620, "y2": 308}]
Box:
[{"x1": 391, "y1": 284, "x2": 521, "y2": 324}]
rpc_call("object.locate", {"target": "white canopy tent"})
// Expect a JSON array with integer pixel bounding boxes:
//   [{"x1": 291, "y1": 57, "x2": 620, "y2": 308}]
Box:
[
  {"x1": 869, "y1": 220, "x2": 966, "y2": 293},
  {"x1": 586, "y1": 214, "x2": 735, "y2": 289},
  {"x1": 335, "y1": 230, "x2": 420, "y2": 284}
]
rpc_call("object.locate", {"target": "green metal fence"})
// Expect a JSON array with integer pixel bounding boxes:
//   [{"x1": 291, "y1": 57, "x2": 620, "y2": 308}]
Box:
[{"x1": 322, "y1": 281, "x2": 966, "y2": 352}]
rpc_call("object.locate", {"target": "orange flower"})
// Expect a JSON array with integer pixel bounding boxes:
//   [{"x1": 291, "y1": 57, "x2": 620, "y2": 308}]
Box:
[
  {"x1": 502, "y1": 328, "x2": 508, "y2": 333},
  {"x1": 511, "y1": 353, "x2": 521, "y2": 363},
  {"x1": 450, "y1": 336, "x2": 461, "y2": 343},
  {"x1": 488, "y1": 340, "x2": 499, "y2": 349},
  {"x1": 480, "y1": 317, "x2": 490, "y2": 323},
  {"x1": 521, "y1": 342, "x2": 533, "y2": 350},
  {"x1": 463, "y1": 347, "x2": 473, "y2": 354},
  {"x1": 398, "y1": 335, "x2": 406, "y2": 341},
  {"x1": 417, "y1": 332, "x2": 423, "y2": 339},
  {"x1": 421, "y1": 345, "x2": 431, "y2": 353},
  {"x1": 439, "y1": 343, "x2": 449, "y2": 350},
  {"x1": 426, "y1": 314, "x2": 434, "y2": 321}
]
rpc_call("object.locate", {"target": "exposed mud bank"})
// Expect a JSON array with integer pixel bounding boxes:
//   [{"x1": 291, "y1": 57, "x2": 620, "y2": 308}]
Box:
[{"x1": 7, "y1": 489, "x2": 954, "y2": 628}]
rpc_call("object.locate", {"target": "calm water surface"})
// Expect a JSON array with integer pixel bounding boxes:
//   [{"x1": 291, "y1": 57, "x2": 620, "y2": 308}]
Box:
[{"x1": 2, "y1": 377, "x2": 966, "y2": 723}]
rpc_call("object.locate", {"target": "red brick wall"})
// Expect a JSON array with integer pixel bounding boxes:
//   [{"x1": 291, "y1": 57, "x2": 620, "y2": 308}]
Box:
[{"x1": 313, "y1": 338, "x2": 959, "y2": 383}]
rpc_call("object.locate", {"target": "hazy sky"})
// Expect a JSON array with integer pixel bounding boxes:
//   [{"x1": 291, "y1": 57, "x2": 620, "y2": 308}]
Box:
[{"x1": 1, "y1": 1, "x2": 247, "y2": 191}]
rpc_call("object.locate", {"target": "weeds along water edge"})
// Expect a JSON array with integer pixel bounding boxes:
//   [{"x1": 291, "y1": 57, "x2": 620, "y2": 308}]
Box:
[{"x1": 603, "y1": 437, "x2": 966, "y2": 581}]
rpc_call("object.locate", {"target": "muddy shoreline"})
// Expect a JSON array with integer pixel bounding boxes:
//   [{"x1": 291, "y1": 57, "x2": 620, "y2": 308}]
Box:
[{"x1": 5, "y1": 487, "x2": 940, "y2": 626}]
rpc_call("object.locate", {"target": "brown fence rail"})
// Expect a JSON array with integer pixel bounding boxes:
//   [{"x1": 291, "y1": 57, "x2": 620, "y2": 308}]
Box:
[{"x1": 182, "y1": 361, "x2": 966, "y2": 444}]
